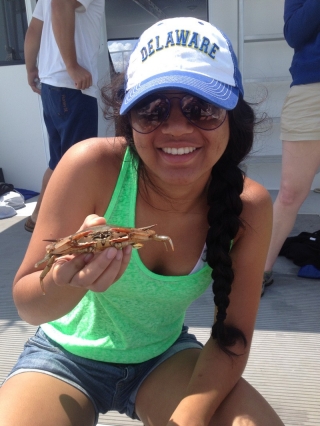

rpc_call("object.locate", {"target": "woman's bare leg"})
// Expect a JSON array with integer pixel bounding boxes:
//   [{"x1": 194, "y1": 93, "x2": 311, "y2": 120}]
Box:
[
  {"x1": 265, "y1": 140, "x2": 320, "y2": 271},
  {"x1": 135, "y1": 349, "x2": 284, "y2": 426},
  {"x1": 0, "y1": 372, "x2": 95, "y2": 426}
]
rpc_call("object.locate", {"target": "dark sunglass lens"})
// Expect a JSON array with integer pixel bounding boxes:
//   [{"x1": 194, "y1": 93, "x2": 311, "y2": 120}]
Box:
[
  {"x1": 181, "y1": 96, "x2": 226, "y2": 130},
  {"x1": 130, "y1": 95, "x2": 169, "y2": 133}
]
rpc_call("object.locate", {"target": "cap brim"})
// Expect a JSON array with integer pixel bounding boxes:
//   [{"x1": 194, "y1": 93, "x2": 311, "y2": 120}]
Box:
[{"x1": 120, "y1": 70, "x2": 239, "y2": 115}]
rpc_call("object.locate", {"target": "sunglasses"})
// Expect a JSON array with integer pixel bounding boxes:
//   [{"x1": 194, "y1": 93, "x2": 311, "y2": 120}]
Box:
[{"x1": 128, "y1": 93, "x2": 227, "y2": 134}]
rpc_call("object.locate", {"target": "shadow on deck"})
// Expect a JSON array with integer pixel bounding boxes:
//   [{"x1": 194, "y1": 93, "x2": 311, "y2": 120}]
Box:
[{"x1": 1, "y1": 194, "x2": 320, "y2": 426}]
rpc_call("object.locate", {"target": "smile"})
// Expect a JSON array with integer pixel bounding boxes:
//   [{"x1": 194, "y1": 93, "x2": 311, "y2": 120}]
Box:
[{"x1": 161, "y1": 147, "x2": 197, "y2": 155}]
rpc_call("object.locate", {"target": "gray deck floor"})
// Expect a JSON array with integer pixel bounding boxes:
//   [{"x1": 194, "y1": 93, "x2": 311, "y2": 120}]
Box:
[{"x1": 1, "y1": 191, "x2": 320, "y2": 425}]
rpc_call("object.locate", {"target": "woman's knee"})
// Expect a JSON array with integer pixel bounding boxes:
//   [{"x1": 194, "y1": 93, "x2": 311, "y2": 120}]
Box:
[
  {"x1": 277, "y1": 184, "x2": 307, "y2": 208},
  {"x1": 211, "y1": 378, "x2": 284, "y2": 426}
]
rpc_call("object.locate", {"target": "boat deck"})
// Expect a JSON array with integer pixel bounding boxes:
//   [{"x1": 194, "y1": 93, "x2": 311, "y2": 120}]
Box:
[{"x1": 1, "y1": 191, "x2": 320, "y2": 426}]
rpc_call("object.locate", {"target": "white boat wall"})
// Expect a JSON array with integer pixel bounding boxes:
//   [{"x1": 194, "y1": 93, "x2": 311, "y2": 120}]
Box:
[{"x1": 1, "y1": 0, "x2": 320, "y2": 192}]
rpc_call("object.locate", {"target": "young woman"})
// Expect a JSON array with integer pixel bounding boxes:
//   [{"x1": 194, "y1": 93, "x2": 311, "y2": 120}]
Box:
[{"x1": 0, "y1": 17, "x2": 284, "y2": 426}]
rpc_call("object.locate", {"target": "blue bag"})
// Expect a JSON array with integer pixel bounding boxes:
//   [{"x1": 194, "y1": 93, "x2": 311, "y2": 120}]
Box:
[{"x1": 297, "y1": 265, "x2": 320, "y2": 279}]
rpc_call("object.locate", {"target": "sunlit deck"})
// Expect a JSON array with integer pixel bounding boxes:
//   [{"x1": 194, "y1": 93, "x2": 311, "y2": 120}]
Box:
[{"x1": 1, "y1": 191, "x2": 320, "y2": 426}]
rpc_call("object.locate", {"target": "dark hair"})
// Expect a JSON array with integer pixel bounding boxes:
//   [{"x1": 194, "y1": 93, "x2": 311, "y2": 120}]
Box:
[
  {"x1": 101, "y1": 74, "x2": 256, "y2": 355},
  {"x1": 205, "y1": 97, "x2": 255, "y2": 355}
]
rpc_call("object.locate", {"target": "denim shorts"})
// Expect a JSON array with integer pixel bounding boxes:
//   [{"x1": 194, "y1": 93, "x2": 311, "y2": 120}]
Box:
[
  {"x1": 41, "y1": 84, "x2": 98, "y2": 169},
  {"x1": 4, "y1": 326, "x2": 202, "y2": 425}
]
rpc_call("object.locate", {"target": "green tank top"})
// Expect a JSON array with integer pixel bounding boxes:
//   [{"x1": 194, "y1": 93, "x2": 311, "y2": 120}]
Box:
[{"x1": 41, "y1": 149, "x2": 212, "y2": 363}]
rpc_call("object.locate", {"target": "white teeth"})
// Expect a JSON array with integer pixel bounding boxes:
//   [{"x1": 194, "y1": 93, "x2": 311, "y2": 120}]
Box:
[{"x1": 162, "y1": 147, "x2": 196, "y2": 155}]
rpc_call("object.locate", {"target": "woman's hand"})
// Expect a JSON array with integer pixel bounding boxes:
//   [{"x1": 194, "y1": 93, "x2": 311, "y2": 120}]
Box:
[{"x1": 51, "y1": 214, "x2": 132, "y2": 293}]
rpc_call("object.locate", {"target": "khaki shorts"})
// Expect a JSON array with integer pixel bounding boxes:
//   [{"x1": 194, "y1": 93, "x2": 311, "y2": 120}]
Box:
[{"x1": 280, "y1": 82, "x2": 320, "y2": 141}]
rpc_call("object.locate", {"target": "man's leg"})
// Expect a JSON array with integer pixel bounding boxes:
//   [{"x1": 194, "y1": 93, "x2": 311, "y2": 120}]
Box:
[
  {"x1": 31, "y1": 167, "x2": 53, "y2": 222},
  {"x1": 25, "y1": 168, "x2": 53, "y2": 232},
  {"x1": 59, "y1": 90, "x2": 98, "y2": 155}
]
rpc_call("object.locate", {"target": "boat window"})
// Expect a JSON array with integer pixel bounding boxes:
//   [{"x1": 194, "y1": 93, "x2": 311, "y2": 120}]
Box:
[
  {"x1": 0, "y1": 0, "x2": 28, "y2": 66},
  {"x1": 107, "y1": 39, "x2": 137, "y2": 74}
]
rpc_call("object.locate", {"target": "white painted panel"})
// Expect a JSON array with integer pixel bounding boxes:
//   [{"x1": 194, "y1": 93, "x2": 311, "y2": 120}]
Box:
[
  {"x1": 208, "y1": 0, "x2": 238, "y2": 51},
  {"x1": 0, "y1": 65, "x2": 47, "y2": 191}
]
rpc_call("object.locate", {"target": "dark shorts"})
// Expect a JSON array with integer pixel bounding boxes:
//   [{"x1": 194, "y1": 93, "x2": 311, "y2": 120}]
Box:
[
  {"x1": 4, "y1": 326, "x2": 202, "y2": 425},
  {"x1": 41, "y1": 84, "x2": 98, "y2": 169}
]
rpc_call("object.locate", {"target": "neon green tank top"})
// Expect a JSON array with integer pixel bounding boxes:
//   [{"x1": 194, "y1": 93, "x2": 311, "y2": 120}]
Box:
[{"x1": 41, "y1": 149, "x2": 212, "y2": 363}]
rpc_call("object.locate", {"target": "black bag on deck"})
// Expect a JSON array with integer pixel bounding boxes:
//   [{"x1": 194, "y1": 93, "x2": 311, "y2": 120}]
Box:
[
  {"x1": 0, "y1": 182, "x2": 14, "y2": 196},
  {"x1": 279, "y1": 230, "x2": 320, "y2": 269}
]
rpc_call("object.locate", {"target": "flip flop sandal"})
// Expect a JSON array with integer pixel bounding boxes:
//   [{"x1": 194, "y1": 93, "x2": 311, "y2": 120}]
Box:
[
  {"x1": 313, "y1": 188, "x2": 320, "y2": 193},
  {"x1": 24, "y1": 216, "x2": 36, "y2": 232}
]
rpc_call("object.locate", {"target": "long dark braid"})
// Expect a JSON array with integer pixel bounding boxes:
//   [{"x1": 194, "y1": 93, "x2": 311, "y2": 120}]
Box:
[
  {"x1": 206, "y1": 96, "x2": 256, "y2": 355},
  {"x1": 102, "y1": 77, "x2": 258, "y2": 355}
]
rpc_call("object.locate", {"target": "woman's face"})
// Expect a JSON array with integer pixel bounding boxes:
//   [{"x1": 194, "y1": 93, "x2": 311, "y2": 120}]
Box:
[{"x1": 131, "y1": 91, "x2": 230, "y2": 189}]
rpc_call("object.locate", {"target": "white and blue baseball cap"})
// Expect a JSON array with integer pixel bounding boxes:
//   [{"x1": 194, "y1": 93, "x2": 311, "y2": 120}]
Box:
[{"x1": 120, "y1": 17, "x2": 244, "y2": 115}]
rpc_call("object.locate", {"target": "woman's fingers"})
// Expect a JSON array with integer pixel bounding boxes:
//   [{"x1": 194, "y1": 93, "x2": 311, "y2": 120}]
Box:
[
  {"x1": 79, "y1": 214, "x2": 106, "y2": 231},
  {"x1": 115, "y1": 245, "x2": 132, "y2": 282},
  {"x1": 52, "y1": 245, "x2": 132, "y2": 292},
  {"x1": 77, "y1": 248, "x2": 122, "y2": 292},
  {"x1": 52, "y1": 253, "x2": 93, "y2": 287},
  {"x1": 50, "y1": 215, "x2": 133, "y2": 292}
]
